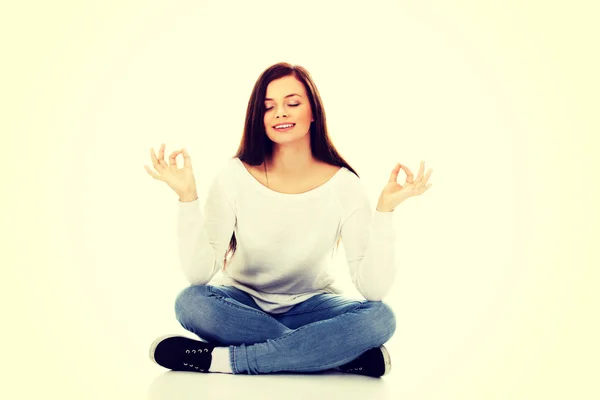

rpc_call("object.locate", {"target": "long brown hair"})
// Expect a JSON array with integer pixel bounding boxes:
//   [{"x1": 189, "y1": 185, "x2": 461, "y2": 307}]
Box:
[{"x1": 223, "y1": 62, "x2": 359, "y2": 270}]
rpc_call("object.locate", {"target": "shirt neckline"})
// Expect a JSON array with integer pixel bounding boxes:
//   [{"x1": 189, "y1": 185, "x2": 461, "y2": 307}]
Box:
[{"x1": 235, "y1": 157, "x2": 345, "y2": 198}]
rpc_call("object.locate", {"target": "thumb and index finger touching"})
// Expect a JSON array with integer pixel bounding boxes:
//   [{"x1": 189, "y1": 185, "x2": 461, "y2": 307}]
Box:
[
  {"x1": 168, "y1": 148, "x2": 192, "y2": 168},
  {"x1": 389, "y1": 162, "x2": 415, "y2": 184},
  {"x1": 145, "y1": 145, "x2": 192, "y2": 179}
]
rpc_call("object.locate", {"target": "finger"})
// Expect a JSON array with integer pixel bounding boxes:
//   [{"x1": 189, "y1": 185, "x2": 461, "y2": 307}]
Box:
[
  {"x1": 416, "y1": 160, "x2": 425, "y2": 181},
  {"x1": 158, "y1": 143, "x2": 168, "y2": 168},
  {"x1": 182, "y1": 148, "x2": 192, "y2": 168},
  {"x1": 422, "y1": 168, "x2": 433, "y2": 185},
  {"x1": 414, "y1": 182, "x2": 432, "y2": 193},
  {"x1": 144, "y1": 165, "x2": 160, "y2": 179},
  {"x1": 150, "y1": 148, "x2": 163, "y2": 171},
  {"x1": 388, "y1": 162, "x2": 401, "y2": 183},
  {"x1": 399, "y1": 164, "x2": 414, "y2": 183},
  {"x1": 169, "y1": 150, "x2": 181, "y2": 167}
]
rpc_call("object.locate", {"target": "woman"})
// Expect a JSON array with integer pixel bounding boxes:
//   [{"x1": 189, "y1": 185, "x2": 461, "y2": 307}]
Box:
[{"x1": 144, "y1": 62, "x2": 433, "y2": 377}]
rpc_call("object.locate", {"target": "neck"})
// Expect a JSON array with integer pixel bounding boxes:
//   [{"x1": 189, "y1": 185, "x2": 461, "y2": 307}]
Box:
[{"x1": 266, "y1": 148, "x2": 318, "y2": 177}]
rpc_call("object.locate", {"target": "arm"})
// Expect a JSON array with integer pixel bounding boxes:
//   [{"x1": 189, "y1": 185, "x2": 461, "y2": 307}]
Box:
[
  {"x1": 177, "y1": 173, "x2": 236, "y2": 285},
  {"x1": 340, "y1": 191, "x2": 397, "y2": 301}
]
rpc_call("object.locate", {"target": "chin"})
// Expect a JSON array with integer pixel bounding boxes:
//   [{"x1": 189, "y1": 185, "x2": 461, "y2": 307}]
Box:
[{"x1": 267, "y1": 127, "x2": 309, "y2": 141}]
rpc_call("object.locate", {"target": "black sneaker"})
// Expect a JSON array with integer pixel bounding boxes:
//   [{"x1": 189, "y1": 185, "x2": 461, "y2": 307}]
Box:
[
  {"x1": 337, "y1": 345, "x2": 391, "y2": 377},
  {"x1": 149, "y1": 334, "x2": 215, "y2": 372}
]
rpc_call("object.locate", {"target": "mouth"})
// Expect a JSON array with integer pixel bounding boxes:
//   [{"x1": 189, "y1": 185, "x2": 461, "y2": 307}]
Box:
[{"x1": 273, "y1": 123, "x2": 295, "y2": 131}]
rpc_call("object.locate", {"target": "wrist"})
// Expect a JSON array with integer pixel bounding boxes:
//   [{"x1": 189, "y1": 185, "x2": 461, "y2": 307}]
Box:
[
  {"x1": 179, "y1": 192, "x2": 198, "y2": 202},
  {"x1": 376, "y1": 199, "x2": 395, "y2": 213}
]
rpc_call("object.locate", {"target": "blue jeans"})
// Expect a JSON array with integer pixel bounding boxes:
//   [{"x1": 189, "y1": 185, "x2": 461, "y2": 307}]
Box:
[{"x1": 174, "y1": 284, "x2": 397, "y2": 375}]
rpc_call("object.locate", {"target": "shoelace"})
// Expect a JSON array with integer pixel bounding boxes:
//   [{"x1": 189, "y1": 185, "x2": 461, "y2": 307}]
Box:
[
  {"x1": 340, "y1": 354, "x2": 365, "y2": 372},
  {"x1": 182, "y1": 347, "x2": 211, "y2": 371},
  {"x1": 345, "y1": 367, "x2": 364, "y2": 372}
]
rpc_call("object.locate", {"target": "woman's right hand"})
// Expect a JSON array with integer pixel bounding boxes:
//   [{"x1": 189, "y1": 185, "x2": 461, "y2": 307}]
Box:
[{"x1": 145, "y1": 144, "x2": 198, "y2": 200}]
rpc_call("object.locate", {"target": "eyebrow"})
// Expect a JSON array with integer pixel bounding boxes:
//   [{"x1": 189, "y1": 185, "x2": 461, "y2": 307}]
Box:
[{"x1": 265, "y1": 93, "x2": 302, "y2": 101}]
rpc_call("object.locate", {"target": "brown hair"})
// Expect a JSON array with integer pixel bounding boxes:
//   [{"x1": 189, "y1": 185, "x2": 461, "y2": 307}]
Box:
[{"x1": 223, "y1": 62, "x2": 359, "y2": 270}]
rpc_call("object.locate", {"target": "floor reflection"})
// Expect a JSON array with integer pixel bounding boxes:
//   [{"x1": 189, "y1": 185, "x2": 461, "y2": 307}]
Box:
[{"x1": 148, "y1": 370, "x2": 393, "y2": 400}]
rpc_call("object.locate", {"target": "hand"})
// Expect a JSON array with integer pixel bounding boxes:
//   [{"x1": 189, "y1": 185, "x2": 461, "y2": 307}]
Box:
[
  {"x1": 144, "y1": 144, "x2": 198, "y2": 198},
  {"x1": 377, "y1": 161, "x2": 433, "y2": 211}
]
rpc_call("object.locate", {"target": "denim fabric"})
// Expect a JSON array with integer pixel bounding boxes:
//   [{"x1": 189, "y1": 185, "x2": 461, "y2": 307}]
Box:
[{"x1": 174, "y1": 284, "x2": 396, "y2": 375}]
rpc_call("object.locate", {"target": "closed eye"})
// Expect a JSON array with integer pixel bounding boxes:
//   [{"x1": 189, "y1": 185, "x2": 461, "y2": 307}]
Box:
[{"x1": 265, "y1": 104, "x2": 300, "y2": 111}]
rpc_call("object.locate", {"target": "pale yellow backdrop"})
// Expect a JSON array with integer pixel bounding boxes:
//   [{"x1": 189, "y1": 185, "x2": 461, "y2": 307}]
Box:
[{"x1": 2, "y1": 0, "x2": 598, "y2": 399}]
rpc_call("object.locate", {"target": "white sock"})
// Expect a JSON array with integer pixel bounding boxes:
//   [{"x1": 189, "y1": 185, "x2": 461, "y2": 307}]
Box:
[{"x1": 208, "y1": 346, "x2": 233, "y2": 374}]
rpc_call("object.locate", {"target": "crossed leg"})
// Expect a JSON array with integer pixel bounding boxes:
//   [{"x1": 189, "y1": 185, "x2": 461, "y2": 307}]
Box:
[{"x1": 174, "y1": 285, "x2": 396, "y2": 375}]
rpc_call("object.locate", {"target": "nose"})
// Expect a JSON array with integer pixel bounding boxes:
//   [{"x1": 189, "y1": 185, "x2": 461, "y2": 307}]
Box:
[{"x1": 275, "y1": 106, "x2": 288, "y2": 119}]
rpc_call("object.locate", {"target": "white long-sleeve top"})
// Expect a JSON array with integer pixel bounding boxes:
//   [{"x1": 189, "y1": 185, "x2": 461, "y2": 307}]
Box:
[{"x1": 177, "y1": 157, "x2": 398, "y2": 314}]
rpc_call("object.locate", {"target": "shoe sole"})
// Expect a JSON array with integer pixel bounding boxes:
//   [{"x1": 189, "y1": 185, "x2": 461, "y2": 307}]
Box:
[
  {"x1": 149, "y1": 334, "x2": 182, "y2": 365},
  {"x1": 380, "y1": 345, "x2": 392, "y2": 376}
]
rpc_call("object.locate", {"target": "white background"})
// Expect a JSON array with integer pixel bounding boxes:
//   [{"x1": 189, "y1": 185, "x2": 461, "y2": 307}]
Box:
[{"x1": 2, "y1": 0, "x2": 598, "y2": 399}]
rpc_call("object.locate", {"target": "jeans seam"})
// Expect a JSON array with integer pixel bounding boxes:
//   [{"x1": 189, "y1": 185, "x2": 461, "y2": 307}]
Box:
[
  {"x1": 231, "y1": 346, "x2": 238, "y2": 374},
  {"x1": 283, "y1": 302, "x2": 362, "y2": 316}
]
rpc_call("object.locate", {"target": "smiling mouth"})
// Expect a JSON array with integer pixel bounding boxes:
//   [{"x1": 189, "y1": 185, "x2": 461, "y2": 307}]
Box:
[{"x1": 273, "y1": 123, "x2": 295, "y2": 130}]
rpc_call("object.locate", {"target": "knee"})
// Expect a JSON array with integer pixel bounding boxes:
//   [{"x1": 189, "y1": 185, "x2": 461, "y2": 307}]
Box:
[
  {"x1": 363, "y1": 301, "x2": 397, "y2": 344},
  {"x1": 174, "y1": 284, "x2": 211, "y2": 322}
]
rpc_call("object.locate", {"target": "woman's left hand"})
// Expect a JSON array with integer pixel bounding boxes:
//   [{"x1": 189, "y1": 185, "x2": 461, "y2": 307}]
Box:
[{"x1": 376, "y1": 161, "x2": 433, "y2": 212}]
